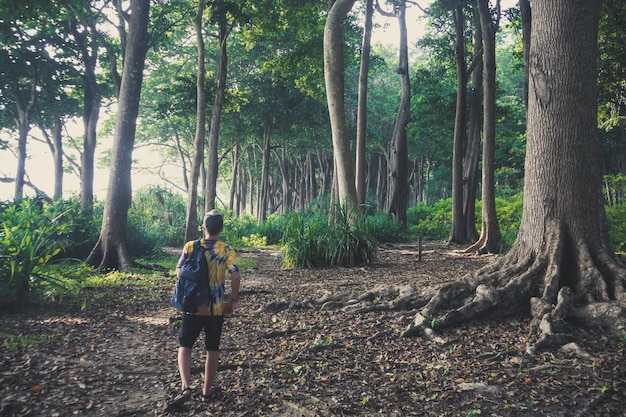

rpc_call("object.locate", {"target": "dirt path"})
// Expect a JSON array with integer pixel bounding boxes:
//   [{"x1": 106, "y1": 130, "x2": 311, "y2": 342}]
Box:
[{"x1": 1, "y1": 242, "x2": 625, "y2": 416}]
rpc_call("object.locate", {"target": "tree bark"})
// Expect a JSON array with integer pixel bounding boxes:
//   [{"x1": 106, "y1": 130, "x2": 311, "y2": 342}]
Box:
[
  {"x1": 69, "y1": 15, "x2": 100, "y2": 216},
  {"x1": 356, "y1": 0, "x2": 373, "y2": 207},
  {"x1": 86, "y1": 0, "x2": 150, "y2": 270},
  {"x1": 466, "y1": 0, "x2": 501, "y2": 254},
  {"x1": 184, "y1": 0, "x2": 207, "y2": 243},
  {"x1": 324, "y1": 0, "x2": 359, "y2": 213},
  {"x1": 205, "y1": 23, "x2": 229, "y2": 213},
  {"x1": 387, "y1": 1, "x2": 410, "y2": 227},
  {"x1": 448, "y1": 4, "x2": 469, "y2": 243},
  {"x1": 519, "y1": 0, "x2": 531, "y2": 108},
  {"x1": 463, "y1": 22, "x2": 482, "y2": 243},
  {"x1": 404, "y1": 0, "x2": 626, "y2": 354}
]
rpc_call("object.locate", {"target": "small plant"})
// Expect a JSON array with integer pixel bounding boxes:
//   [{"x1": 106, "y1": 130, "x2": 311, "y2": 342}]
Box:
[
  {"x1": 2, "y1": 333, "x2": 50, "y2": 350},
  {"x1": 311, "y1": 335, "x2": 333, "y2": 348},
  {"x1": 466, "y1": 410, "x2": 479, "y2": 417}
]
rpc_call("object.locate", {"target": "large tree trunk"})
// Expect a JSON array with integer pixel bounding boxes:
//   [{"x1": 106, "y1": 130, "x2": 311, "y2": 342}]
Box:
[
  {"x1": 386, "y1": 1, "x2": 410, "y2": 227},
  {"x1": 448, "y1": 4, "x2": 469, "y2": 244},
  {"x1": 86, "y1": 0, "x2": 150, "y2": 270},
  {"x1": 184, "y1": 0, "x2": 207, "y2": 243},
  {"x1": 404, "y1": 0, "x2": 626, "y2": 354},
  {"x1": 466, "y1": 0, "x2": 501, "y2": 254},
  {"x1": 324, "y1": 0, "x2": 358, "y2": 213},
  {"x1": 205, "y1": 23, "x2": 228, "y2": 212},
  {"x1": 355, "y1": 0, "x2": 373, "y2": 207}
]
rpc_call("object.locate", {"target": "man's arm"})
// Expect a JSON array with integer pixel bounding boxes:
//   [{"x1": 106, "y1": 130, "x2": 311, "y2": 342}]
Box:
[{"x1": 230, "y1": 270, "x2": 241, "y2": 301}]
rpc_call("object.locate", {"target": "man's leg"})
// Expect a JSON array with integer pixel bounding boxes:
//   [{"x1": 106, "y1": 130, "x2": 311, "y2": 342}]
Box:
[
  {"x1": 203, "y1": 350, "x2": 220, "y2": 396},
  {"x1": 177, "y1": 347, "x2": 193, "y2": 390}
]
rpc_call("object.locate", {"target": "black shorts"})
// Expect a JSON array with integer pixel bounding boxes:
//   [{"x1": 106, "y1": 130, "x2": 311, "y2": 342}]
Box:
[{"x1": 178, "y1": 314, "x2": 225, "y2": 351}]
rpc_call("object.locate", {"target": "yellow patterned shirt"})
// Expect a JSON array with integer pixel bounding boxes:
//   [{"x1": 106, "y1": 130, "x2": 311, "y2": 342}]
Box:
[{"x1": 177, "y1": 239, "x2": 238, "y2": 316}]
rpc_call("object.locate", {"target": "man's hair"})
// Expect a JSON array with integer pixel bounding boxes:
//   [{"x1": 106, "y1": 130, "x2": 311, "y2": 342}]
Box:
[{"x1": 203, "y1": 209, "x2": 223, "y2": 234}]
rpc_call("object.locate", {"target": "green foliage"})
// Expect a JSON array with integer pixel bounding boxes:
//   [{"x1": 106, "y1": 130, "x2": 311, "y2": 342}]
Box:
[
  {"x1": 0, "y1": 199, "x2": 83, "y2": 310},
  {"x1": 280, "y1": 206, "x2": 377, "y2": 269},
  {"x1": 494, "y1": 193, "x2": 523, "y2": 253},
  {"x1": 130, "y1": 186, "x2": 186, "y2": 249},
  {"x1": 364, "y1": 213, "x2": 410, "y2": 243},
  {"x1": 255, "y1": 213, "x2": 290, "y2": 246},
  {"x1": 407, "y1": 199, "x2": 452, "y2": 240},
  {"x1": 280, "y1": 211, "x2": 326, "y2": 269},
  {"x1": 606, "y1": 204, "x2": 626, "y2": 253}
]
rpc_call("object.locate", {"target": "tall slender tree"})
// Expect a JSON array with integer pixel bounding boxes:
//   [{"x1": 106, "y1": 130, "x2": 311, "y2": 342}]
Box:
[
  {"x1": 355, "y1": 0, "x2": 374, "y2": 207},
  {"x1": 466, "y1": 0, "x2": 501, "y2": 254},
  {"x1": 385, "y1": 0, "x2": 410, "y2": 226},
  {"x1": 86, "y1": 0, "x2": 151, "y2": 270},
  {"x1": 184, "y1": 0, "x2": 208, "y2": 243},
  {"x1": 324, "y1": 0, "x2": 359, "y2": 212}
]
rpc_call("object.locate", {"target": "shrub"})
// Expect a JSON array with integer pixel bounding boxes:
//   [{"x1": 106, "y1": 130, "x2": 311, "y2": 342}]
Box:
[
  {"x1": 407, "y1": 199, "x2": 451, "y2": 240},
  {"x1": 131, "y1": 186, "x2": 186, "y2": 248},
  {"x1": 606, "y1": 204, "x2": 626, "y2": 253},
  {"x1": 280, "y1": 206, "x2": 377, "y2": 269},
  {"x1": 0, "y1": 200, "x2": 76, "y2": 310}
]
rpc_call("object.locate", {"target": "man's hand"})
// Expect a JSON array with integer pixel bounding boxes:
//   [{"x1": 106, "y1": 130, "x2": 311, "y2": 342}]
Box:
[{"x1": 223, "y1": 299, "x2": 237, "y2": 316}]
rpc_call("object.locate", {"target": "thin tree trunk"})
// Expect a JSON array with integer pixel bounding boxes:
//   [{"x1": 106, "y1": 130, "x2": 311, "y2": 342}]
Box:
[
  {"x1": 519, "y1": 0, "x2": 531, "y2": 108},
  {"x1": 324, "y1": 0, "x2": 359, "y2": 213},
  {"x1": 229, "y1": 143, "x2": 239, "y2": 211},
  {"x1": 205, "y1": 23, "x2": 229, "y2": 212},
  {"x1": 463, "y1": 22, "x2": 483, "y2": 243},
  {"x1": 184, "y1": 0, "x2": 207, "y2": 242},
  {"x1": 356, "y1": 0, "x2": 373, "y2": 206},
  {"x1": 52, "y1": 121, "x2": 64, "y2": 199},
  {"x1": 467, "y1": 0, "x2": 501, "y2": 254},
  {"x1": 449, "y1": 4, "x2": 469, "y2": 244}
]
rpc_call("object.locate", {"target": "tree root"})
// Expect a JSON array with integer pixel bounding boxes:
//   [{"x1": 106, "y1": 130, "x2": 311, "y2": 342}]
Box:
[{"x1": 403, "y1": 219, "x2": 626, "y2": 354}]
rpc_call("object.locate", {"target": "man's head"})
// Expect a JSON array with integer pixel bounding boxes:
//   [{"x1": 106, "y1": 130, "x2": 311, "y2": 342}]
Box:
[{"x1": 203, "y1": 209, "x2": 224, "y2": 235}]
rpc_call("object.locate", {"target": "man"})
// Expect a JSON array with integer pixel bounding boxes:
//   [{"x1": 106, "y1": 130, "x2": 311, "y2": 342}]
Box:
[{"x1": 169, "y1": 209, "x2": 241, "y2": 408}]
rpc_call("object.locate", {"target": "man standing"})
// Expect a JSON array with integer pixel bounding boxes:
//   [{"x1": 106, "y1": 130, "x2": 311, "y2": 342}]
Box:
[{"x1": 169, "y1": 210, "x2": 241, "y2": 408}]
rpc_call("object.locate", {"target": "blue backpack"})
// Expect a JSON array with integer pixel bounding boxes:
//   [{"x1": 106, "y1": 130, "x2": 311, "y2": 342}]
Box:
[{"x1": 171, "y1": 240, "x2": 210, "y2": 313}]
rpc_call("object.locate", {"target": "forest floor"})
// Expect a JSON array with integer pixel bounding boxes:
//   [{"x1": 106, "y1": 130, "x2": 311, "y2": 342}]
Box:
[{"x1": 1, "y1": 241, "x2": 625, "y2": 417}]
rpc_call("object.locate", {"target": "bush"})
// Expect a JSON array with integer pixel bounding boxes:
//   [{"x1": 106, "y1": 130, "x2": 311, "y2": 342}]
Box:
[
  {"x1": 606, "y1": 204, "x2": 626, "y2": 253},
  {"x1": 407, "y1": 199, "x2": 452, "y2": 240},
  {"x1": 0, "y1": 199, "x2": 81, "y2": 310},
  {"x1": 131, "y1": 186, "x2": 186, "y2": 248},
  {"x1": 280, "y1": 206, "x2": 377, "y2": 269}
]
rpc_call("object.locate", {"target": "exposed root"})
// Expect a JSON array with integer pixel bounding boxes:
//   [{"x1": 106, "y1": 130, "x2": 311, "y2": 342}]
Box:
[{"x1": 404, "y1": 218, "x2": 626, "y2": 354}]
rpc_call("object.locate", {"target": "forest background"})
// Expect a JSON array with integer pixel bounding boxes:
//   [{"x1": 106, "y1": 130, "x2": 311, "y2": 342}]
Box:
[{"x1": 0, "y1": 0, "x2": 625, "y2": 308}]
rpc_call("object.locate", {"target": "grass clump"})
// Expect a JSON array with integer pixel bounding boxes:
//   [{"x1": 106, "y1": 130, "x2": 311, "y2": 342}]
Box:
[{"x1": 280, "y1": 205, "x2": 377, "y2": 269}]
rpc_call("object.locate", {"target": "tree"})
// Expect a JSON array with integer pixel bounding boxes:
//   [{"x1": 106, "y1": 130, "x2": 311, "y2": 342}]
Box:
[
  {"x1": 355, "y1": 0, "x2": 373, "y2": 207},
  {"x1": 324, "y1": 0, "x2": 359, "y2": 213},
  {"x1": 0, "y1": 0, "x2": 70, "y2": 201},
  {"x1": 86, "y1": 0, "x2": 151, "y2": 270},
  {"x1": 466, "y1": 0, "x2": 501, "y2": 254},
  {"x1": 183, "y1": 0, "x2": 208, "y2": 243},
  {"x1": 403, "y1": 0, "x2": 626, "y2": 354},
  {"x1": 382, "y1": 0, "x2": 410, "y2": 226},
  {"x1": 448, "y1": 1, "x2": 470, "y2": 243}
]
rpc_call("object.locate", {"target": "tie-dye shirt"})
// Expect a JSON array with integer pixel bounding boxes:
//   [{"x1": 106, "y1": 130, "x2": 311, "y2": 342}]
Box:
[{"x1": 176, "y1": 239, "x2": 239, "y2": 316}]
